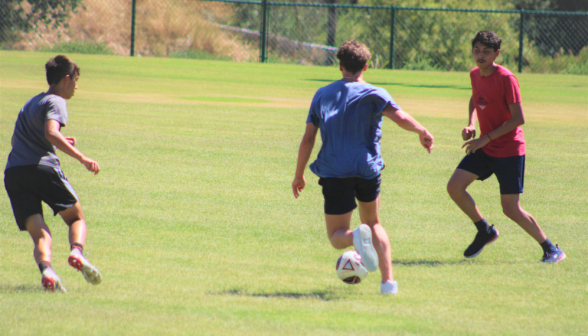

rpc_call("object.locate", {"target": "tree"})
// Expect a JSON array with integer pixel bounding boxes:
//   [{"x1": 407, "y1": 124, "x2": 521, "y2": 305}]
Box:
[{"x1": 0, "y1": 0, "x2": 82, "y2": 45}]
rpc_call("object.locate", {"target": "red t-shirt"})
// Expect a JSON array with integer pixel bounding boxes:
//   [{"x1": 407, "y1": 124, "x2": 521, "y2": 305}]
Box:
[{"x1": 470, "y1": 65, "x2": 526, "y2": 157}]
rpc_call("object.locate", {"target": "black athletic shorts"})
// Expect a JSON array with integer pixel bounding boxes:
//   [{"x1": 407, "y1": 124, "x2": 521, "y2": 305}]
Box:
[
  {"x1": 457, "y1": 150, "x2": 525, "y2": 195},
  {"x1": 318, "y1": 175, "x2": 381, "y2": 215},
  {"x1": 4, "y1": 165, "x2": 79, "y2": 231}
]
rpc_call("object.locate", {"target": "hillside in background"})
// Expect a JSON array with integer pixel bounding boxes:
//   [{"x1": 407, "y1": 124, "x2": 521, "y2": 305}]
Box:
[
  {"x1": 1, "y1": 0, "x2": 586, "y2": 73},
  {"x1": 2, "y1": 0, "x2": 257, "y2": 60}
]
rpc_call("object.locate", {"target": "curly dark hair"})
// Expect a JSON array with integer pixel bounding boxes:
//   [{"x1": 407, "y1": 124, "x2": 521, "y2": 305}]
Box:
[
  {"x1": 45, "y1": 55, "x2": 80, "y2": 85},
  {"x1": 336, "y1": 40, "x2": 371, "y2": 74},
  {"x1": 471, "y1": 31, "x2": 502, "y2": 52}
]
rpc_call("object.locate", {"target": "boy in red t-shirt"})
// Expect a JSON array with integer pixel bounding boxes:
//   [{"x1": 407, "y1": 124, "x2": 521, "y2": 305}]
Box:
[{"x1": 446, "y1": 31, "x2": 565, "y2": 263}]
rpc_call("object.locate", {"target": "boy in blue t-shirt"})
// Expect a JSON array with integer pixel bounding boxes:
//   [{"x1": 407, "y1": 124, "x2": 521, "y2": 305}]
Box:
[{"x1": 292, "y1": 40, "x2": 434, "y2": 295}]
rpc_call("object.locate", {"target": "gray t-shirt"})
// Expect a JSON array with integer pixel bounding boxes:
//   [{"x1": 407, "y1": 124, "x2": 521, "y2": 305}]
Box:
[{"x1": 5, "y1": 93, "x2": 68, "y2": 170}]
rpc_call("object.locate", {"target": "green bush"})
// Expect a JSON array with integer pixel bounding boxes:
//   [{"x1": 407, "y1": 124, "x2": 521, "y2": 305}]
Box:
[
  {"x1": 525, "y1": 45, "x2": 588, "y2": 75},
  {"x1": 39, "y1": 41, "x2": 114, "y2": 55},
  {"x1": 169, "y1": 49, "x2": 231, "y2": 61},
  {"x1": 401, "y1": 56, "x2": 443, "y2": 71}
]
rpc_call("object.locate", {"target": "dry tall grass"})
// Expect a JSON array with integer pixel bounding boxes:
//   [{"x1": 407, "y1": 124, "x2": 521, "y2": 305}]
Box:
[
  {"x1": 135, "y1": 0, "x2": 257, "y2": 61},
  {"x1": 11, "y1": 0, "x2": 258, "y2": 61}
]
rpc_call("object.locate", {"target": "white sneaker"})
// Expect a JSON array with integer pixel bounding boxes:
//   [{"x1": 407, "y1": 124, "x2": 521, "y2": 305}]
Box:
[
  {"x1": 42, "y1": 268, "x2": 68, "y2": 293},
  {"x1": 68, "y1": 249, "x2": 102, "y2": 285},
  {"x1": 353, "y1": 224, "x2": 378, "y2": 272},
  {"x1": 380, "y1": 280, "x2": 398, "y2": 295}
]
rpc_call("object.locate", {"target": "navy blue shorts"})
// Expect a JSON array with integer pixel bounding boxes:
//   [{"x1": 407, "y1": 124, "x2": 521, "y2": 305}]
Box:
[
  {"x1": 457, "y1": 150, "x2": 525, "y2": 195},
  {"x1": 4, "y1": 165, "x2": 79, "y2": 231},
  {"x1": 318, "y1": 175, "x2": 381, "y2": 215}
]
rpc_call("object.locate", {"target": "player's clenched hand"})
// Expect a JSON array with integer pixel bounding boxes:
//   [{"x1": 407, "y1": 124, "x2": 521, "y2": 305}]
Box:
[
  {"x1": 462, "y1": 136, "x2": 490, "y2": 155},
  {"x1": 65, "y1": 137, "x2": 76, "y2": 146},
  {"x1": 419, "y1": 130, "x2": 434, "y2": 154},
  {"x1": 292, "y1": 176, "x2": 306, "y2": 198},
  {"x1": 80, "y1": 156, "x2": 100, "y2": 175},
  {"x1": 462, "y1": 126, "x2": 476, "y2": 141}
]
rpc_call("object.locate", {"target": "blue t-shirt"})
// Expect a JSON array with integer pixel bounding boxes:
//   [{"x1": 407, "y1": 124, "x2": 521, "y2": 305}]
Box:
[
  {"x1": 6, "y1": 93, "x2": 68, "y2": 170},
  {"x1": 306, "y1": 80, "x2": 400, "y2": 179}
]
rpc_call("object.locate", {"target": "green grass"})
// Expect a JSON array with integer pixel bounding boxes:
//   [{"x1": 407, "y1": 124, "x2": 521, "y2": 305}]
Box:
[
  {"x1": 182, "y1": 96, "x2": 270, "y2": 103},
  {"x1": 0, "y1": 51, "x2": 586, "y2": 335}
]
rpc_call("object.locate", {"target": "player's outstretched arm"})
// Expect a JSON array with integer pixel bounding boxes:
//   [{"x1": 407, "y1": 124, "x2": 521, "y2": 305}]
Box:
[
  {"x1": 45, "y1": 119, "x2": 100, "y2": 174},
  {"x1": 382, "y1": 105, "x2": 434, "y2": 153},
  {"x1": 292, "y1": 122, "x2": 319, "y2": 198}
]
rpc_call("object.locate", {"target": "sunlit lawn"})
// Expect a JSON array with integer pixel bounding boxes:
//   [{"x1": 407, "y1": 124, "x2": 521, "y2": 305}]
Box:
[{"x1": 0, "y1": 51, "x2": 586, "y2": 335}]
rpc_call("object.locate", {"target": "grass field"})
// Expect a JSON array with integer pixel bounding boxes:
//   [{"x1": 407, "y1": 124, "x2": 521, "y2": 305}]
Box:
[{"x1": 0, "y1": 50, "x2": 586, "y2": 335}]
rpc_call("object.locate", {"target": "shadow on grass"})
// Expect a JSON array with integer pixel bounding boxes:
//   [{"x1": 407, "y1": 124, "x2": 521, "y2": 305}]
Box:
[
  {"x1": 398, "y1": 259, "x2": 542, "y2": 266},
  {"x1": 213, "y1": 289, "x2": 340, "y2": 301},
  {"x1": 306, "y1": 79, "x2": 470, "y2": 90},
  {"x1": 0, "y1": 284, "x2": 44, "y2": 293},
  {"x1": 394, "y1": 259, "x2": 472, "y2": 267}
]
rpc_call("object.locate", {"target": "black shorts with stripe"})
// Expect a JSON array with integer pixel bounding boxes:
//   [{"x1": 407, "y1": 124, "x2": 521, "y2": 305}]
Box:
[{"x1": 4, "y1": 165, "x2": 79, "y2": 231}]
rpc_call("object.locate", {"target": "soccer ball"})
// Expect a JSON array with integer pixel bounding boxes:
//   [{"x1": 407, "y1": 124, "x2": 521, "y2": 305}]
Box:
[{"x1": 336, "y1": 250, "x2": 368, "y2": 284}]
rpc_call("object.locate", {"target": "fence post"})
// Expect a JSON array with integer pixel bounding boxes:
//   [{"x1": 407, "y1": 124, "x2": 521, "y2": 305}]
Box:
[
  {"x1": 130, "y1": 0, "x2": 136, "y2": 56},
  {"x1": 260, "y1": 0, "x2": 269, "y2": 63},
  {"x1": 518, "y1": 9, "x2": 524, "y2": 73},
  {"x1": 389, "y1": 6, "x2": 396, "y2": 69}
]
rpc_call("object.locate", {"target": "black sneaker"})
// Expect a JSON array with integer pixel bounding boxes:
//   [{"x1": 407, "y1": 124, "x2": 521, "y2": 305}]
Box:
[
  {"x1": 464, "y1": 225, "x2": 499, "y2": 258},
  {"x1": 540, "y1": 244, "x2": 566, "y2": 264}
]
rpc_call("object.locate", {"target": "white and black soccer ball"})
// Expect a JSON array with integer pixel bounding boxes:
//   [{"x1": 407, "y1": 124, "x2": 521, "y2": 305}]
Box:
[{"x1": 336, "y1": 250, "x2": 368, "y2": 284}]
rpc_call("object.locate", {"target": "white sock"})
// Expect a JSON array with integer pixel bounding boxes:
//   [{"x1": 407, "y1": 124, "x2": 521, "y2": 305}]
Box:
[
  {"x1": 70, "y1": 247, "x2": 83, "y2": 256},
  {"x1": 380, "y1": 280, "x2": 398, "y2": 295}
]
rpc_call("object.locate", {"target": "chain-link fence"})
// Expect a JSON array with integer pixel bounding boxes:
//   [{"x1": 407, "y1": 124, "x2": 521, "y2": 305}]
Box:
[{"x1": 1, "y1": 0, "x2": 587, "y2": 74}]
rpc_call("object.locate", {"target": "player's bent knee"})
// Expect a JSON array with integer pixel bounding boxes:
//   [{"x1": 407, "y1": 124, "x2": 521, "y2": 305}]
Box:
[
  {"x1": 59, "y1": 203, "x2": 85, "y2": 226},
  {"x1": 446, "y1": 179, "x2": 459, "y2": 194},
  {"x1": 328, "y1": 239, "x2": 344, "y2": 250},
  {"x1": 502, "y1": 205, "x2": 521, "y2": 220},
  {"x1": 363, "y1": 221, "x2": 380, "y2": 230},
  {"x1": 446, "y1": 183, "x2": 461, "y2": 198},
  {"x1": 61, "y1": 214, "x2": 84, "y2": 227},
  {"x1": 64, "y1": 217, "x2": 85, "y2": 227},
  {"x1": 327, "y1": 235, "x2": 348, "y2": 250}
]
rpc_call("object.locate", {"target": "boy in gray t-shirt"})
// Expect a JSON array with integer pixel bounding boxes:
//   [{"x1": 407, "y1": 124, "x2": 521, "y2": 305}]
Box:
[{"x1": 4, "y1": 55, "x2": 102, "y2": 292}]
